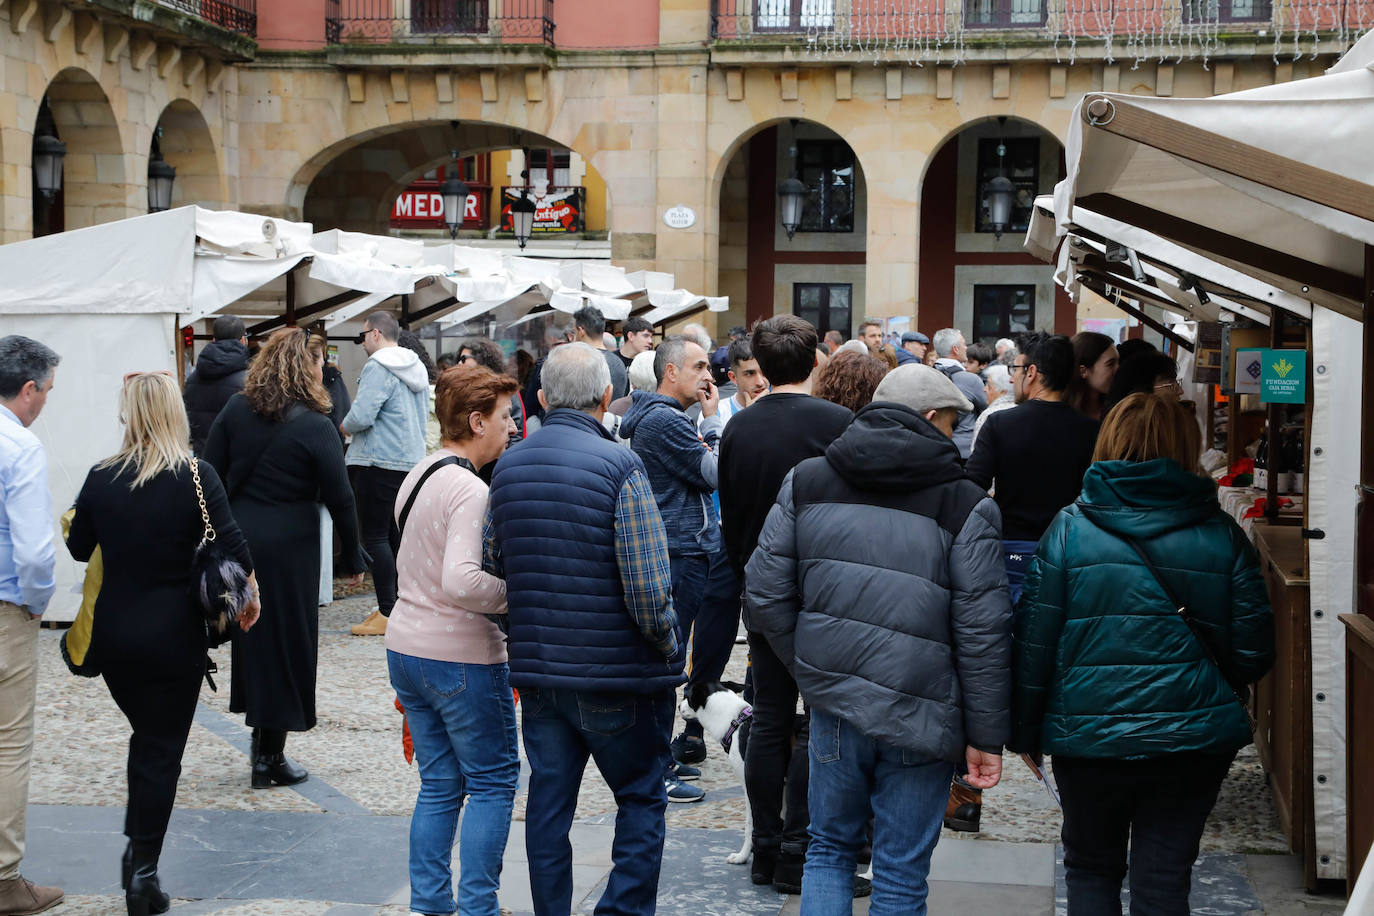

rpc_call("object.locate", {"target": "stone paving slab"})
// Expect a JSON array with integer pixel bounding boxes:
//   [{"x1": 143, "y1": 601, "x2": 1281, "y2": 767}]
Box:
[{"x1": 25, "y1": 589, "x2": 1327, "y2": 914}]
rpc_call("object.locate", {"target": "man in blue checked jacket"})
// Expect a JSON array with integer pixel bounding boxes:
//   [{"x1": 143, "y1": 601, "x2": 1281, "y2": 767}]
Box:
[{"x1": 484, "y1": 341, "x2": 682, "y2": 916}]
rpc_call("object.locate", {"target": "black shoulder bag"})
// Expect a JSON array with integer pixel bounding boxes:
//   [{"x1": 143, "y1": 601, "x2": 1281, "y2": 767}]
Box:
[
  {"x1": 1085, "y1": 518, "x2": 1253, "y2": 717},
  {"x1": 397, "y1": 455, "x2": 472, "y2": 535}
]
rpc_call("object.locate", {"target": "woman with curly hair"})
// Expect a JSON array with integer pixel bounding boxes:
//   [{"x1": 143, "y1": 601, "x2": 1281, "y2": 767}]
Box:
[
  {"x1": 815, "y1": 349, "x2": 889, "y2": 413},
  {"x1": 204, "y1": 328, "x2": 369, "y2": 788},
  {"x1": 455, "y1": 338, "x2": 525, "y2": 452}
]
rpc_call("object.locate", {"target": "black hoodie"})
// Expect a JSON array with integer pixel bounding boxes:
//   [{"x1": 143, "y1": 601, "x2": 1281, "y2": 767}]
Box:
[{"x1": 184, "y1": 340, "x2": 249, "y2": 454}]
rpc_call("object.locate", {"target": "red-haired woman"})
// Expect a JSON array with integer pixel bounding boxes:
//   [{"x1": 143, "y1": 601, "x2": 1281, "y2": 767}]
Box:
[{"x1": 385, "y1": 363, "x2": 520, "y2": 916}]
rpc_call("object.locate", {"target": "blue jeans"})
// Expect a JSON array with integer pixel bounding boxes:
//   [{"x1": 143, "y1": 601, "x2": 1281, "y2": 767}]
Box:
[
  {"x1": 387, "y1": 651, "x2": 519, "y2": 916},
  {"x1": 802, "y1": 709, "x2": 955, "y2": 916},
  {"x1": 521, "y1": 686, "x2": 675, "y2": 916},
  {"x1": 1003, "y1": 538, "x2": 1040, "y2": 606},
  {"x1": 670, "y1": 550, "x2": 740, "y2": 739}
]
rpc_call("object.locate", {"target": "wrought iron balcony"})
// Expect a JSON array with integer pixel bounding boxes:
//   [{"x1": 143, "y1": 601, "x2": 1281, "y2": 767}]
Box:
[
  {"x1": 709, "y1": 0, "x2": 1357, "y2": 63},
  {"x1": 325, "y1": 0, "x2": 554, "y2": 46},
  {"x1": 154, "y1": 0, "x2": 257, "y2": 37}
]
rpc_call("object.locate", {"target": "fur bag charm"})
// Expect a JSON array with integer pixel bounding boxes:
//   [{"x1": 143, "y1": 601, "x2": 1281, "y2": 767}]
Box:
[{"x1": 190, "y1": 458, "x2": 252, "y2": 635}]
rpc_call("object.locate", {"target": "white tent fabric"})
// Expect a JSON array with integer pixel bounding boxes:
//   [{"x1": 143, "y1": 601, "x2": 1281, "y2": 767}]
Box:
[
  {"x1": 1053, "y1": 38, "x2": 1374, "y2": 320},
  {"x1": 1046, "y1": 40, "x2": 1373, "y2": 877},
  {"x1": 0, "y1": 206, "x2": 727, "y2": 620}
]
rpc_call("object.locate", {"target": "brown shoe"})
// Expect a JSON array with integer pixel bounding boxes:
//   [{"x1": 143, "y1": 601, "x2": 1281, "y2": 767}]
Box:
[
  {"x1": 350, "y1": 609, "x2": 387, "y2": 636},
  {"x1": 944, "y1": 776, "x2": 982, "y2": 832},
  {"x1": 0, "y1": 875, "x2": 64, "y2": 915}
]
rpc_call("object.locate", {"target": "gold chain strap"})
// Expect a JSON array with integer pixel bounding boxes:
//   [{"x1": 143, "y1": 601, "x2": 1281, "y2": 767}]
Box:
[{"x1": 189, "y1": 458, "x2": 217, "y2": 544}]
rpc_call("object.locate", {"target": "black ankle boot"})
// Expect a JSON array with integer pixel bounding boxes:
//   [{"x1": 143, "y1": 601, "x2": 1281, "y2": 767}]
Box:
[
  {"x1": 121, "y1": 840, "x2": 132, "y2": 890},
  {"x1": 252, "y1": 752, "x2": 309, "y2": 788},
  {"x1": 751, "y1": 846, "x2": 778, "y2": 886},
  {"x1": 125, "y1": 841, "x2": 170, "y2": 916},
  {"x1": 251, "y1": 729, "x2": 308, "y2": 789}
]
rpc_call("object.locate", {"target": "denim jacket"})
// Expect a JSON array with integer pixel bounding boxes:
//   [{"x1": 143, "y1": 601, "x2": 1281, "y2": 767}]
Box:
[{"x1": 341, "y1": 347, "x2": 429, "y2": 472}]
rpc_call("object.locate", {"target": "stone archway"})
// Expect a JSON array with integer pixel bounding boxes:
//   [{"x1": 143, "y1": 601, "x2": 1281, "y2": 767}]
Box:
[
  {"x1": 154, "y1": 99, "x2": 224, "y2": 209},
  {"x1": 297, "y1": 121, "x2": 573, "y2": 233},
  {"x1": 918, "y1": 115, "x2": 1070, "y2": 339},
  {"x1": 712, "y1": 118, "x2": 869, "y2": 335},
  {"x1": 37, "y1": 68, "x2": 131, "y2": 233}
]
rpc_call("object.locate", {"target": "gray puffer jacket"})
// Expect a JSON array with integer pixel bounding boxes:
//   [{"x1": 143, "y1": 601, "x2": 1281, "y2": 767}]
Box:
[{"x1": 744, "y1": 402, "x2": 1012, "y2": 760}]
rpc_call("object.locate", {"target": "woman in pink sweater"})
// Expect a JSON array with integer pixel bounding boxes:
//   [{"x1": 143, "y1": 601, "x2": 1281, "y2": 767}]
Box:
[{"x1": 385, "y1": 363, "x2": 519, "y2": 916}]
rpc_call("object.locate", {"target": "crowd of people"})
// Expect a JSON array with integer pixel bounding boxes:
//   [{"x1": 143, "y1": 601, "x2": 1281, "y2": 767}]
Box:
[{"x1": 0, "y1": 307, "x2": 1274, "y2": 916}]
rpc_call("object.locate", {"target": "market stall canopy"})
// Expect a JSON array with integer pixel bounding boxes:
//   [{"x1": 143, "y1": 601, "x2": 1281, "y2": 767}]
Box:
[
  {"x1": 0, "y1": 206, "x2": 727, "y2": 331},
  {"x1": 1025, "y1": 196, "x2": 1317, "y2": 335},
  {"x1": 1052, "y1": 30, "x2": 1374, "y2": 322}
]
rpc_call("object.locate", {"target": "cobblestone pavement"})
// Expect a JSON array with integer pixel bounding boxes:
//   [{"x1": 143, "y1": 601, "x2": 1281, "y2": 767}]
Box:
[{"x1": 25, "y1": 591, "x2": 1345, "y2": 914}]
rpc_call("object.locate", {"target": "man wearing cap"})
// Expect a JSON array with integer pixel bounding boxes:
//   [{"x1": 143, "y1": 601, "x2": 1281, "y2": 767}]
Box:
[
  {"x1": 745, "y1": 363, "x2": 1012, "y2": 914},
  {"x1": 895, "y1": 331, "x2": 929, "y2": 366}
]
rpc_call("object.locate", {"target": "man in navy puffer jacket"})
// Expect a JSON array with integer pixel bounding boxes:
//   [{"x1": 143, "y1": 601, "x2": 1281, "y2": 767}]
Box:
[
  {"x1": 747, "y1": 363, "x2": 1012, "y2": 915},
  {"x1": 486, "y1": 342, "x2": 683, "y2": 916}
]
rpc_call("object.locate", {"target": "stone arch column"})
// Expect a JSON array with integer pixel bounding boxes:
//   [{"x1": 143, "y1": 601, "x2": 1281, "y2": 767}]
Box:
[
  {"x1": 154, "y1": 99, "x2": 225, "y2": 209},
  {"x1": 39, "y1": 67, "x2": 136, "y2": 232}
]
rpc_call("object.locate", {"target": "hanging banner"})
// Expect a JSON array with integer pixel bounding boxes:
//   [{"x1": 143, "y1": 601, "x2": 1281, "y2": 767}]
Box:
[
  {"x1": 499, "y1": 187, "x2": 585, "y2": 234},
  {"x1": 1260, "y1": 349, "x2": 1308, "y2": 404}
]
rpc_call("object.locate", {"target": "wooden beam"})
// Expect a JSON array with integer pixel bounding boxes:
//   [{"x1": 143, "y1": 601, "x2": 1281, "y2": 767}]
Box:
[
  {"x1": 1083, "y1": 94, "x2": 1374, "y2": 225},
  {"x1": 1080, "y1": 193, "x2": 1365, "y2": 304},
  {"x1": 406, "y1": 297, "x2": 460, "y2": 325},
  {"x1": 245, "y1": 287, "x2": 364, "y2": 337}
]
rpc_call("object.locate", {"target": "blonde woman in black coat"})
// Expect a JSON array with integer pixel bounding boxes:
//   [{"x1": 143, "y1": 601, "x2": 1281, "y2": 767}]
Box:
[{"x1": 68, "y1": 372, "x2": 260, "y2": 915}]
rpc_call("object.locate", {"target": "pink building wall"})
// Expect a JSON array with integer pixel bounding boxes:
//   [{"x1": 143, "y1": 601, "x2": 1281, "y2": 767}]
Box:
[
  {"x1": 258, "y1": 0, "x2": 329, "y2": 50},
  {"x1": 556, "y1": 0, "x2": 659, "y2": 49}
]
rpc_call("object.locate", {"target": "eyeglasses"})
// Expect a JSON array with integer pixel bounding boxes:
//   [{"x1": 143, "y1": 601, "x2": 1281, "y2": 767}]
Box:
[
  {"x1": 1154, "y1": 378, "x2": 1184, "y2": 393},
  {"x1": 457, "y1": 354, "x2": 473, "y2": 364},
  {"x1": 1009, "y1": 364, "x2": 1029, "y2": 375}
]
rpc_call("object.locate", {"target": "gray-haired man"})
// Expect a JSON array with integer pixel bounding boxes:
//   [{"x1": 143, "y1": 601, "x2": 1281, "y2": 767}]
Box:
[
  {"x1": 0, "y1": 335, "x2": 64, "y2": 915},
  {"x1": 931, "y1": 328, "x2": 988, "y2": 459},
  {"x1": 485, "y1": 342, "x2": 683, "y2": 916}
]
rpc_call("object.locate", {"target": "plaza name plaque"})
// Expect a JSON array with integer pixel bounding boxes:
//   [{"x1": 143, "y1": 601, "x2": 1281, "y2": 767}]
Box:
[{"x1": 664, "y1": 206, "x2": 696, "y2": 229}]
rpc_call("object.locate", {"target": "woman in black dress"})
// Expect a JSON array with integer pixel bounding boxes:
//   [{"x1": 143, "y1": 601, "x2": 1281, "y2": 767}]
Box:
[
  {"x1": 67, "y1": 372, "x2": 261, "y2": 916},
  {"x1": 204, "y1": 329, "x2": 367, "y2": 787}
]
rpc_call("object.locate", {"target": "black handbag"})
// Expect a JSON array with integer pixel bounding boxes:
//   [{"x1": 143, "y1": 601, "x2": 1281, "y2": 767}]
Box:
[{"x1": 190, "y1": 457, "x2": 253, "y2": 641}]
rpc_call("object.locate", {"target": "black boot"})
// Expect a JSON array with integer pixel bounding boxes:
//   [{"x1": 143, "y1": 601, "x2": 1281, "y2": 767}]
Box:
[
  {"x1": 251, "y1": 729, "x2": 308, "y2": 789},
  {"x1": 771, "y1": 850, "x2": 805, "y2": 894},
  {"x1": 121, "y1": 840, "x2": 132, "y2": 890},
  {"x1": 125, "y1": 840, "x2": 170, "y2": 916},
  {"x1": 750, "y1": 845, "x2": 778, "y2": 886}
]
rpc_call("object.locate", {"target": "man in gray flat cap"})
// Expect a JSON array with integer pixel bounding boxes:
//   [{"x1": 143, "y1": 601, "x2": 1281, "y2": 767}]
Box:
[{"x1": 744, "y1": 363, "x2": 1012, "y2": 914}]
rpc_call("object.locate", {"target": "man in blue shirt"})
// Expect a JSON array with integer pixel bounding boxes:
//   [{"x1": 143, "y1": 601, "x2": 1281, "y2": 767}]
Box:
[{"x1": 0, "y1": 335, "x2": 64, "y2": 915}]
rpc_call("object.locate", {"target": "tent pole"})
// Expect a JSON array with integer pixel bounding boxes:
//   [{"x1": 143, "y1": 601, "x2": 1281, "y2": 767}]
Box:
[
  {"x1": 1265, "y1": 311, "x2": 1282, "y2": 521},
  {"x1": 285, "y1": 264, "x2": 297, "y2": 328},
  {"x1": 1359, "y1": 245, "x2": 1374, "y2": 618}
]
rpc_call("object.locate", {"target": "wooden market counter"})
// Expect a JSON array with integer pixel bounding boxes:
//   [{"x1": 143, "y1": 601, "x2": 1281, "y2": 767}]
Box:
[
  {"x1": 1340, "y1": 614, "x2": 1374, "y2": 894},
  {"x1": 1250, "y1": 522, "x2": 1318, "y2": 889}
]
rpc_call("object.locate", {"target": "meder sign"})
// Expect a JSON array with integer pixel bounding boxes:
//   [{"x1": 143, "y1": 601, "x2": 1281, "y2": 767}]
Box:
[{"x1": 392, "y1": 191, "x2": 479, "y2": 224}]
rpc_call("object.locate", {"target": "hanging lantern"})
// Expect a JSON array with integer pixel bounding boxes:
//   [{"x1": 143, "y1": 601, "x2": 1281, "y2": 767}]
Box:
[
  {"x1": 510, "y1": 192, "x2": 536, "y2": 250},
  {"x1": 441, "y1": 166, "x2": 469, "y2": 240},
  {"x1": 32, "y1": 133, "x2": 67, "y2": 201},
  {"x1": 985, "y1": 174, "x2": 1016, "y2": 239},
  {"x1": 147, "y1": 153, "x2": 176, "y2": 213},
  {"x1": 777, "y1": 176, "x2": 807, "y2": 242}
]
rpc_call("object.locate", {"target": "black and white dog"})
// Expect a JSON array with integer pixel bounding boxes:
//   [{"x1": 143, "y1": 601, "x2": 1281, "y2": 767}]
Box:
[{"x1": 680, "y1": 681, "x2": 753, "y2": 865}]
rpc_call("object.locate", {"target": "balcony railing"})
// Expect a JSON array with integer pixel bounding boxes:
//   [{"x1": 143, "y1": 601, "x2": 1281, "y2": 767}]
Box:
[
  {"x1": 710, "y1": 0, "x2": 1367, "y2": 62},
  {"x1": 155, "y1": 0, "x2": 257, "y2": 37},
  {"x1": 325, "y1": 0, "x2": 554, "y2": 46}
]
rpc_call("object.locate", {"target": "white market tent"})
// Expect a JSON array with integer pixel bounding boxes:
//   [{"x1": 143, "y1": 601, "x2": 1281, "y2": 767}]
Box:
[
  {"x1": 0, "y1": 207, "x2": 727, "y2": 618},
  {"x1": 1039, "y1": 33, "x2": 1374, "y2": 882}
]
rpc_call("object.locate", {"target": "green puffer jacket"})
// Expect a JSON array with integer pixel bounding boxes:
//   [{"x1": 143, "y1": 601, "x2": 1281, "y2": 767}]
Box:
[{"x1": 1009, "y1": 458, "x2": 1274, "y2": 759}]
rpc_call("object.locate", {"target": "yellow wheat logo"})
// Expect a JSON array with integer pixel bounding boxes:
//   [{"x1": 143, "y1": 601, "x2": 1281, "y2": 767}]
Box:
[{"x1": 1272, "y1": 358, "x2": 1295, "y2": 379}]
